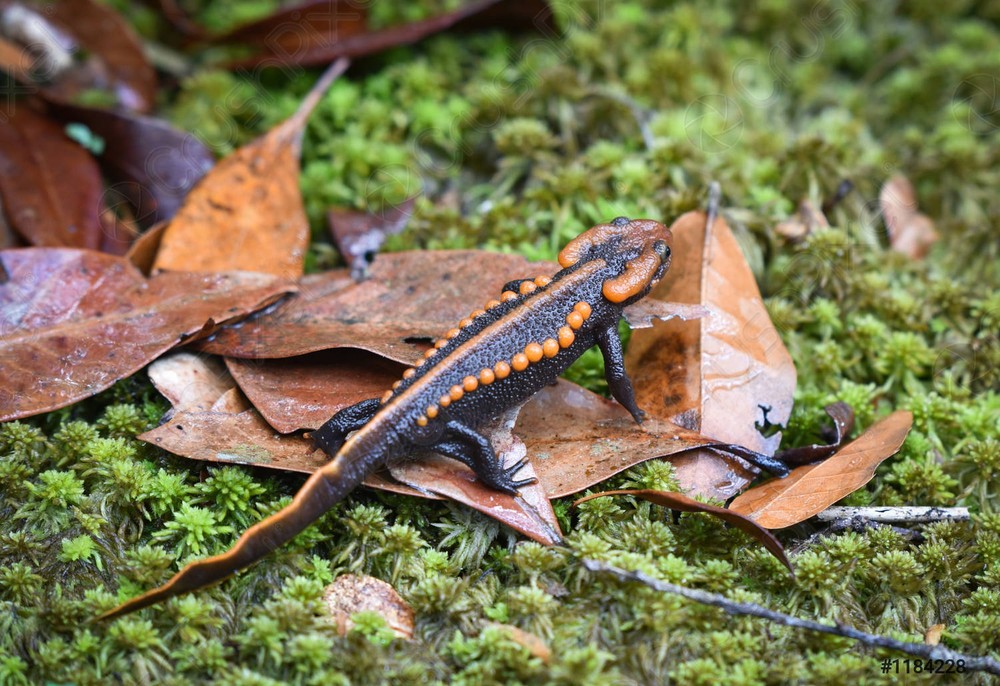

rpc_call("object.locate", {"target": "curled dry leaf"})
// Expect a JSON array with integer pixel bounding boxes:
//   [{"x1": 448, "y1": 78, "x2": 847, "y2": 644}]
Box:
[
  {"x1": 0, "y1": 248, "x2": 292, "y2": 421},
  {"x1": 879, "y1": 175, "x2": 939, "y2": 259},
  {"x1": 225, "y1": 350, "x2": 405, "y2": 433},
  {"x1": 0, "y1": 104, "x2": 106, "y2": 249},
  {"x1": 626, "y1": 211, "x2": 796, "y2": 497},
  {"x1": 0, "y1": 0, "x2": 156, "y2": 111},
  {"x1": 775, "y1": 402, "x2": 854, "y2": 466},
  {"x1": 323, "y1": 574, "x2": 414, "y2": 639},
  {"x1": 44, "y1": 101, "x2": 215, "y2": 230},
  {"x1": 147, "y1": 352, "x2": 233, "y2": 415},
  {"x1": 575, "y1": 489, "x2": 792, "y2": 572},
  {"x1": 194, "y1": 251, "x2": 560, "y2": 363},
  {"x1": 728, "y1": 411, "x2": 913, "y2": 529},
  {"x1": 153, "y1": 59, "x2": 349, "y2": 279},
  {"x1": 223, "y1": 0, "x2": 557, "y2": 69},
  {"x1": 774, "y1": 199, "x2": 829, "y2": 241},
  {"x1": 327, "y1": 197, "x2": 416, "y2": 279}
]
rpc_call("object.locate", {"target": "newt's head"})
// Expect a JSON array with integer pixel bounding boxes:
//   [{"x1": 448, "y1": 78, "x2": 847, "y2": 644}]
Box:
[{"x1": 558, "y1": 216, "x2": 672, "y2": 304}]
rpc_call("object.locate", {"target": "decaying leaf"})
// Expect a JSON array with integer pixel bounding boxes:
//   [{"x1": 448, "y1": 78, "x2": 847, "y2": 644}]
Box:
[
  {"x1": 148, "y1": 352, "x2": 233, "y2": 415},
  {"x1": 0, "y1": 248, "x2": 292, "y2": 421},
  {"x1": 223, "y1": 0, "x2": 557, "y2": 69},
  {"x1": 626, "y1": 211, "x2": 796, "y2": 494},
  {"x1": 45, "y1": 100, "x2": 215, "y2": 229},
  {"x1": 774, "y1": 199, "x2": 829, "y2": 241},
  {"x1": 879, "y1": 175, "x2": 939, "y2": 259},
  {"x1": 328, "y1": 197, "x2": 416, "y2": 278},
  {"x1": 728, "y1": 411, "x2": 913, "y2": 529},
  {"x1": 0, "y1": 104, "x2": 106, "y2": 249},
  {"x1": 194, "y1": 251, "x2": 560, "y2": 363},
  {"x1": 776, "y1": 402, "x2": 854, "y2": 466},
  {"x1": 485, "y1": 623, "x2": 552, "y2": 662},
  {"x1": 152, "y1": 59, "x2": 348, "y2": 278},
  {"x1": 323, "y1": 574, "x2": 414, "y2": 639},
  {"x1": 575, "y1": 489, "x2": 792, "y2": 572},
  {"x1": 225, "y1": 350, "x2": 404, "y2": 433},
  {"x1": 1, "y1": 0, "x2": 156, "y2": 111}
]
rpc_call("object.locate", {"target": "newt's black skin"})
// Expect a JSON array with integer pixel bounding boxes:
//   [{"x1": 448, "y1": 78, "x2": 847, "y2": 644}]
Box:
[{"x1": 98, "y1": 217, "x2": 782, "y2": 621}]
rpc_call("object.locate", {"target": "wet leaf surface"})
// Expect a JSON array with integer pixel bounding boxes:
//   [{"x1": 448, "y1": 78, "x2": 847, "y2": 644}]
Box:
[
  {"x1": 152, "y1": 59, "x2": 349, "y2": 278},
  {"x1": 223, "y1": 0, "x2": 557, "y2": 69},
  {"x1": 575, "y1": 489, "x2": 792, "y2": 572},
  {"x1": 0, "y1": 248, "x2": 292, "y2": 421},
  {"x1": 880, "y1": 175, "x2": 939, "y2": 259},
  {"x1": 1, "y1": 0, "x2": 156, "y2": 111},
  {"x1": 328, "y1": 197, "x2": 416, "y2": 278},
  {"x1": 226, "y1": 349, "x2": 405, "y2": 433},
  {"x1": 728, "y1": 411, "x2": 913, "y2": 529},
  {"x1": 45, "y1": 101, "x2": 215, "y2": 229},
  {"x1": 626, "y1": 211, "x2": 796, "y2": 492},
  {"x1": 322, "y1": 574, "x2": 414, "y2": 639},
  {"x1": 194, "y1": 251, "x2": 560, "y2": 363},
  {"x1": 0, "y1": 104, "x2": 106, "y2": 249}
]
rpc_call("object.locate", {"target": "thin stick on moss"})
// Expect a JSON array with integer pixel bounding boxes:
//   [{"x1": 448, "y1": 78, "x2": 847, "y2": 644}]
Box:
[
  {"x1": 815, "y1": 506, "x2": 971, "y2": 524},
  {"x1": 582, "y1": 559, "x2": 1000, "y2": 677}
]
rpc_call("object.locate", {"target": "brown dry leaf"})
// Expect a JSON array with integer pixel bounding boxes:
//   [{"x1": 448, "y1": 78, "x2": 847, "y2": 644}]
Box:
[
  {"x1": 125, "y1": 221, "x2": 169, "y2": 274},
  {"x1": 226, "y1": 350, "x2": 404, "y2": 433},
  {"x1": 774, "y1": 199, "x2": 829, "y2": 241},
  {"x1": 485, "y1": 623, "x2": 552, "y2": 662},
  {"x1": 323, "y1": 574, "x2": 414, "y2": 639},
  {"x1": 879, "y1": 175, "x2": 939, "y2": 259},
  {"x1": 925, "y1": 624, "x2": 945, "y2": 646},
  {"x1": 152, "y1": 59, "x2": 349, "y2": 278},
  {"x1": 148, "y1": 352, "x2": 233, "y2": 415},
  {"x1": 0, "y1": 248, "x2": 292, "y2": 421},
  {"x1": 0, "y1": 104, "x2": 106, "y2": 249},
  {"x1": 1, "y1": 0, "x2": 156, "y2": 111},
  {"x1": 194, "y1": 251, "x2": 560, "y2": 363},
  {"x1": 575, "y1": 489, "x2": 792, "y2": 572},
  {"x1": 327, "y1": 197, "x2": 416, "y2": 278},
  {"x1": 223, "y1": 0, "x2": 557, "y2": 69},
  {"x1": 625, "y1": 211, "x2": 796, "y2": 495},
  {"x1": 728, "y1": 411, "x2": 913, "y2": 529}
]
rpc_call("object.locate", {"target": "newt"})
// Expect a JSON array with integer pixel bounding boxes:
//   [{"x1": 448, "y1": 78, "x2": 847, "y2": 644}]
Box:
[{"x1": 98, "y1": 216, "x2": 788, "y2": 620}]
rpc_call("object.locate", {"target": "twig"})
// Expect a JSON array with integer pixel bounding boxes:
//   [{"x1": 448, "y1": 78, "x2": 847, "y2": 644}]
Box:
[
  {"x1": 705, "y1": 182, "x2": 721, "y2": 229},
  {"x1": 582, "y1": 559, "x2": 1000, "y2": 676},
  {"x1": 815, "y1": 506, "x2": 970, "y2": 524}
]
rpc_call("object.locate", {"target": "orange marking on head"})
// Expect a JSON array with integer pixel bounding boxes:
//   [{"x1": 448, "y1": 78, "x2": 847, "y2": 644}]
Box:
[
  {"x1": 501, "y1": 290, "x2": 518, "y2": 302},
  {"x1": 403, "y1": 369, "x2": 416, "y2": 379},
  {"x1": 463, "y1": 375, "x2": 478, "y2": 392},
  {"x1": 449, "y1": 385, "x2": 464, "y2": 401},
  {"x1": 534, "y1": 275, "x2": 552, "y2": 287},
  {"x1": 543, "y1": 338, "x2": 559, "y2": 358},
  {"x1": 417, "y1": 416, "x2": 428, "y2": 427},
  {"x1": 566, "y1": 311, "x2": 584, "y2": 329},
  {"x1": 558, "y1": 326, "x2": 575, "y2": 348},
  {"x1": 519, "y1": 281, "x2": 536, "y2": 295},
  {"x1": 485, "y1": 299, "x2": 502, "y2": 309},
  {"x1": 494, "y1": 361, "x2": 511, "y2": 379},
  {"x1": 512, "y1": 353, "x2": 529, "y2": 371},
  {"x1": 557, "y1": 223, "x2": 620, "y2": 268},
  {"x1": 525, "y1": 342, "x2": 543, "y2": 363},
  {"x1": 479, "y1": 368, "x2": 496, "y2": 385},
  {"x1": 426, "y1": 405, "x2": 439, "y2": 419},
  {"x1": 602, "y1": 248, "x2": 661, "y2": 303},
  {"x1": 574, "y1": 301, "x2": 592, "y2": 319}
]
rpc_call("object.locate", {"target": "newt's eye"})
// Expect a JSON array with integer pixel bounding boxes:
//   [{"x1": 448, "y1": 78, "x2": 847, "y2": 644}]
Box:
[{"x1": 653, "y1": 240, "x2": 670, "y2": 260}]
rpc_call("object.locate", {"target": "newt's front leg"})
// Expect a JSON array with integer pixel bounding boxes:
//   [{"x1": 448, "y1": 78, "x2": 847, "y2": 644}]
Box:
[{"x1": 596, "y1": 324, "x2": 645, "y2": 425}]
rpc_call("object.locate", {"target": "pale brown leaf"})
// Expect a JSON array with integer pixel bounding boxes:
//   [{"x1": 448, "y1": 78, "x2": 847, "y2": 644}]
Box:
[
  {"x1": 880, "y1": 175, "x2": 939, "y2": 259},
  {"x1": 728, "y1": 411, "x2": 913, "y2": 529},
  {"x1": 323, "y1": 574, "x2": 414, "y2": 639}
]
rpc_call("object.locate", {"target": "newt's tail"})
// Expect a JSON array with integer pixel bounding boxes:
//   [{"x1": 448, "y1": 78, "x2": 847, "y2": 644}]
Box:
[{"x1": 96, "y1": 453, "x2": 361, "y2": 621}]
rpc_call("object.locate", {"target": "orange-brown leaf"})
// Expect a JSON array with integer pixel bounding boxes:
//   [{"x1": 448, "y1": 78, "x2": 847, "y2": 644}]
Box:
[
  {"x1": 728, "y1": 411, "x2": 913, "y2": 529},
  {"x1": 574, "y1": 489, "x2": 792, "y2": 572},
  {"x1": 879, "y1": 175, "x2": 939, "y2": 259},
  {"x1": 0, "y1": 249, "x2": 292, "y2": 421},
  {"x1": 152, "y1": 59, "x2": 348, "y2": 278},
  {"x1": 626, "y1": 211, "x2": 796, "y2": 493}
]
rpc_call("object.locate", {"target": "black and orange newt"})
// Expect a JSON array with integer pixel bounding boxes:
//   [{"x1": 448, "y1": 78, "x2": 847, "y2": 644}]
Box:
[{"x1": 98, "y1": 216, "x2": 788, "y2": 620}]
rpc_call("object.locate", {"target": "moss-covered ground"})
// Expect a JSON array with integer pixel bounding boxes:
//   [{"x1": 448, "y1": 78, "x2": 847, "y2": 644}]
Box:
[{"x1": 2, "y1": 1, "x2": 999, "y2": 684}]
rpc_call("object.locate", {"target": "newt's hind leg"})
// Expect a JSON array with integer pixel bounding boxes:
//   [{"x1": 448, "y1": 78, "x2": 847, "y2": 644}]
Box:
[
  {"x1": 310, "y1": 398, "x2": 381, "y2": 456},
  {"x1": 435, "y1": 423, "x2": 534, "y2": 495}
]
